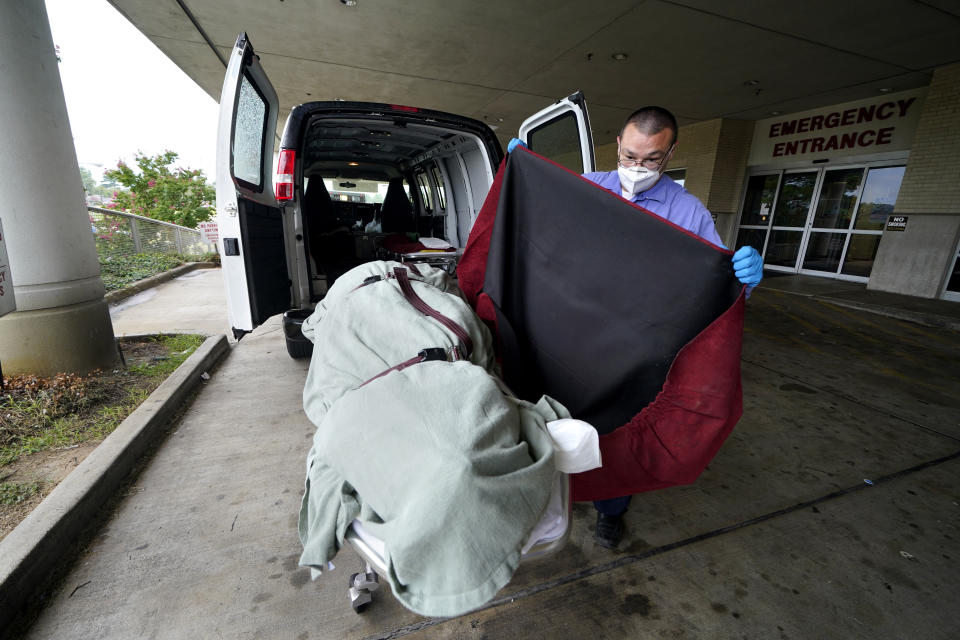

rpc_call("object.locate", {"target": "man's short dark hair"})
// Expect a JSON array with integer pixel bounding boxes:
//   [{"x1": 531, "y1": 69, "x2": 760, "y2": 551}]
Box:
[{"x1": 620, "y1": 106, "x2": 678, "y2": 146}]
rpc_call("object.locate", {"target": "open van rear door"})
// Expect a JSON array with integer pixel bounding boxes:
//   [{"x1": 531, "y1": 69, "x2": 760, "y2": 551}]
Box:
[
  {"x1": 216, "y1": 32, "x2": 289, "y2": 338},
  {"x1": 518, "y1": 91, "x2": 595, "y2": 174}
]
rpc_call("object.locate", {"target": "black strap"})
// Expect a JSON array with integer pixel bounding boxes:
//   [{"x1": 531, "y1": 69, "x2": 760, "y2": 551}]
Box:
[
  {"x1": 393, "y1": 267, "x2": 473, "y2": 359},
  {"x1": 352, "y1": 266, "x2": 475, "y2": 387},
  {"x1": 359, "y1": 348, "x2": 449, "y2": 388}
]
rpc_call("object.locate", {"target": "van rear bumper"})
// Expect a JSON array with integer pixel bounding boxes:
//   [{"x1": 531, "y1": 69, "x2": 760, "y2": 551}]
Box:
[{"x1": 283, "y1": 308, "x2": 313, "y2": 341}]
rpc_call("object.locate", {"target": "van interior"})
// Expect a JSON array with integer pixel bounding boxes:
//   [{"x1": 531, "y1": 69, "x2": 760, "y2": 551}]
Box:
[{"x1": 295, "y1": 113, "x2": 498, "y2": 300}]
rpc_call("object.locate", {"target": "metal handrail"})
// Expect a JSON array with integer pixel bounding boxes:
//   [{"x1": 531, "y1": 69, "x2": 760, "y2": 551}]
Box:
[{"x1": 86, "y1": 205, "x2": 206, "y2": 233}]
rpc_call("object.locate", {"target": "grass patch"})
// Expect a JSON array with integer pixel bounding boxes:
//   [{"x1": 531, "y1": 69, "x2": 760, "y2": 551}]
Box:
[
  {"x1": 0, "y1": 481, "x2": 41, "y2": 505},
  {"x1": 98, "y1": 252, "x2": 186, "y2": 291},
  {"x1": 0, "y1": 334, "x2": 205, "y2": 466}
]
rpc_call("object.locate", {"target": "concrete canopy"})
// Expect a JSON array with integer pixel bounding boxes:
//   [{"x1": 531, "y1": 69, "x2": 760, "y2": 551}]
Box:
[{"x1": 107, "y1": 0, "x2": 960, "y2": 145}]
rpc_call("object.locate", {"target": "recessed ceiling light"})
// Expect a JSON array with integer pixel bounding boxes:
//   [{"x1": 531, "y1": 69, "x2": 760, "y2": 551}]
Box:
[
  {"x1": 769, "y1": 110, "x2": 782, "y2": 116},
  {"x1": 878, "y1": 87, "x2": 893, "y2": 93},
  {"x1": 340, "y1": 0, "x2": 357, "y2": 6},
  {"x1": 347, "y1": 161, "x2": 359, "y2": 166},
  {"x1": 611, "y1": 52, "x2": 628, "y2": 61}
]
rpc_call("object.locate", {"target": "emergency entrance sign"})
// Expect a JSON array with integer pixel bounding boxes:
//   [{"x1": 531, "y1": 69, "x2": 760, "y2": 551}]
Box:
[{"x1": 0, "y1": 219, "x2": 15, "y2": 318}]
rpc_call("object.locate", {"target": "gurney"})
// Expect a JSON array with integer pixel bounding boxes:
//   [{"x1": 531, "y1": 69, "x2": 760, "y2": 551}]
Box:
[
  {"x1": 375, "y1": 233, "x2": 462, "y2": 274},
  {"x1": 301, "y1": 150, "x2": 745, "y2": 615},
  {"x1": 298, "y1": 260, "x2": 599, "y2": 617},
  {"x1": 343, "y1": 440, "x2": 572, "y2": 612}
]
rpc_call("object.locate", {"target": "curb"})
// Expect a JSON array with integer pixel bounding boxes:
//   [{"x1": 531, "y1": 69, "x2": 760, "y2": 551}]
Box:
[
  {"x1": 104, "y1": 262, "x2": 219, "y2": 305},
  {"x1": 0, "y1": 334, "x2": 231, "y2": 631},
  {"x1": 818, "y1": 297, "x2": 960, "y2": 332},
  {"x1": 763, "y1": 285, "x2": 960, "y2": 332}
]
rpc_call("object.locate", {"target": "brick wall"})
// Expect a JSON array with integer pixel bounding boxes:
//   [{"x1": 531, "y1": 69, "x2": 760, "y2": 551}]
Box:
[
  {"x1": 669, "y1": 119, "x2": 723, "y2": 205},
  {"x1": 893, "y1": 63, "x2": 960, "y2": 215},
  {"x1": 707, "y1": 120, "x2": 755, "y2": 215},
  {"x1": 869, "y1": 63, "x2": 960, "y2": 297}
]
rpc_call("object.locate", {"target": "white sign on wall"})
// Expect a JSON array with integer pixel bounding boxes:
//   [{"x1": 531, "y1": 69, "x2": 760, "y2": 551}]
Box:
[
  {"x1": 749, "y1": 88, "x2": 926, "y2": 167},
  {"x1": 198, "y1": 221, "x2": 219, "y2": 244},
  {"x1": 0, "y1": 219, "x2": 16, "y2": 318}
]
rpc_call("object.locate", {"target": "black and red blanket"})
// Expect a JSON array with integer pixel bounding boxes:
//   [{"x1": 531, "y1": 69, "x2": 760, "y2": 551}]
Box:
[{"x1": 458, "y1": 148, "x2": 745, "y2": 501}]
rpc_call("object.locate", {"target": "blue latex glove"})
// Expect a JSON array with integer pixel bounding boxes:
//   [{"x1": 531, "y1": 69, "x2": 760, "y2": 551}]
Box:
[
  {"x1": 732, "y1": 246, "x2": 763, "y2": 286},
  {"x1": 507, "y1": 138, "x2": 527, "y2": 153}
]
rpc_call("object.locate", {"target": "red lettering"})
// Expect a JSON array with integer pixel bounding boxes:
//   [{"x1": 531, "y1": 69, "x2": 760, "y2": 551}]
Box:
[
  {"x1": 770, "y1": 123, "x2": 781, "y2": 137},
  {"x1": 780, "y1": 120, "x2": 798, "y2": 136},
  {"x1": 840, "y1": 132, "x2": 858, "y2": 149},
  {"x1": 823, "y1": 135, "x2": 839, "y2": 151},
  {"x1": 825, "y1": 112, "x2": 841, "y2": 128},
  {"x1": 810, "y1": 138, "x2": 825, "y2": 153},
  {"x1": 785, "y1": 141, "x2": 799, "y2": 155},
  {"x1": 897, "y1": 97, "x2": 916, "y2": 117},
  {"x1": 773, "y1": 142, "x2": 785, "y2": 157},
  {"x1": 798, "y1": 139, "x2": 812, "y2": 154},
  {"x1": 0, "y1": 285, "x2": 5, "y2": 296},
  {"x1": 810, "y1": 115, "x2": 824, "y2": 131},
  {"x1": 857, "y1": 130, "x2": 876, "y2": 146},
  {"x1": 797, "y1": 117, "x2": 810, "y2": 133},
  {"x1": 842, "y1": 109, "x2": 857, "y2": 126},
  {"x1": 876, "y1": 102, "x2": 895, "y2": 120},
  {"x1": 876, "y1": 126, "x2": 894, "y2": 145},
  {"x1": 857, "y1": 105, "x2": 876, "y2": 123}
]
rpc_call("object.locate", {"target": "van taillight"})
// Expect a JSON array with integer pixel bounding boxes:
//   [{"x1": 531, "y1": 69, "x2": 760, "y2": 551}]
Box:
[
  {"x1": 390, "y1": 104, "x2": 420, "y2": 113},
  {"x1": 275, "y1": 149, "x2": 295, "y2": 201}
]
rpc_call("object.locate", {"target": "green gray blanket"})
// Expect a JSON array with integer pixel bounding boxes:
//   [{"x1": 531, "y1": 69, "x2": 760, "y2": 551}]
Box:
[{"x1": 297, "y1": 260, "x2": 565, "y2": 616}]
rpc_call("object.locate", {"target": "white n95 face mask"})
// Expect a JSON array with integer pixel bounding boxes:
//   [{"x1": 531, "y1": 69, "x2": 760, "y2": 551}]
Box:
[{"x1": 618, "y1": 164, "x2": 660, "y2": 197}]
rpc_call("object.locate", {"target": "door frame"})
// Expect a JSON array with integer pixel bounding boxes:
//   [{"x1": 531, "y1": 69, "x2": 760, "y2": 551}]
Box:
[
  {"x1": 518, "y1": 90, "x2": 595, "y2": 174},
  {"x1": 943, "y1": 233, "x2": 960, "y2": 302}
]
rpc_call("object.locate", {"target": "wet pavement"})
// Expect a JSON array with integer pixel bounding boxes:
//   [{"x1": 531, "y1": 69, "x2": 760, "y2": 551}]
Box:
[{"x1": 16, "y1": 270, "x2": 960, "y2": 639}]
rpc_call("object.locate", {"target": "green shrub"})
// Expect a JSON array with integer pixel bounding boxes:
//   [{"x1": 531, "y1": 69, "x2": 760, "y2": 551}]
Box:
[
  {"x1": 99, "y1": 252, "x2": 185, "y2": 291},
  {"x1": 0, "y1": 481, "x2": 41, "y2": 505},
  {"x1": 0, "y1": 334, "x2": 206, "y2": 465}
]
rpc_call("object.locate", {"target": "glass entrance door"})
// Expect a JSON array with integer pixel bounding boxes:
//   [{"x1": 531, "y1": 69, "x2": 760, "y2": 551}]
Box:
[
  {"x1": 735, "y1": 162, "x2": 906, "y2": 281},
  {"x1": 762, "y1": 171, "x2": 818, "y2": 271},
  {"x1": 945, "y1": 238, "x2": 960, "y2": 302},
  {"x1": 800, "y1": 168, "x2": 864, "y2": 274}
]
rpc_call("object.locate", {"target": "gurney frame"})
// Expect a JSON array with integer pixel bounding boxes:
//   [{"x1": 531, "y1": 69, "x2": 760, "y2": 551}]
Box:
[{"x1": 343, "y1": 473, "x2": 572, "y2": 613}]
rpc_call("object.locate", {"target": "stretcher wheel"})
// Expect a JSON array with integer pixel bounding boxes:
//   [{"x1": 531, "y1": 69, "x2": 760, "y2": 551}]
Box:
[{"x1": 349, "y1": 571, "x2": 379, "y2": 613}]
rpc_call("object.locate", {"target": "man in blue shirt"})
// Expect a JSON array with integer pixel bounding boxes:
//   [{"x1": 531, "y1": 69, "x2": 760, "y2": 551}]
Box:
[
  {"x1": 510, "y1": 105, "x2": 763, "y2": 549},
  {"x1": 582, "y1": 107, "x2": 724, "y2": 247}
]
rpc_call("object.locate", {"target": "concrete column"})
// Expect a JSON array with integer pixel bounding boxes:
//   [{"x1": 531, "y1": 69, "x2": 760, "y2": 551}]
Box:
[
  {"x1": 869, "y1": 63, "x2": 960, "y2": 297},
  {"x1": 0, "y1": 0, "x2": 116, "y2": 375}
]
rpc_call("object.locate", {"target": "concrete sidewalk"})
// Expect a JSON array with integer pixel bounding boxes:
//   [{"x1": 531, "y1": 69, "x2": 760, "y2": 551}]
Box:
[
  {"x1": 109, "y1": 266, "x2": 232, "y2": 339},
  {"x1": 12, "y1": 271, "x2": 960, "y2": 638}
]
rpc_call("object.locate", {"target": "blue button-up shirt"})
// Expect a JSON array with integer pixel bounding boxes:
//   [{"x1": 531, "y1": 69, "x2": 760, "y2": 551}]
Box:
[{"x1": 582, "y1": 170, "x2": 725, "y2": 248}]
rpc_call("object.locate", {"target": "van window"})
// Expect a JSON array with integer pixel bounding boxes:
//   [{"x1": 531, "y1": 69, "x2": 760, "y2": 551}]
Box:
[
  {"x1": 232, "y1": 74, "x2": 268, "y2": 188},
  {"x1": 527, "y1": 111, "x2": 583, "y2": 174},
  {"x1": 430, "y1": 164, "x2": 446, "y2": 210},
  {"x1": 416, "y1": 170, "x2": 433, "y2": 212}
]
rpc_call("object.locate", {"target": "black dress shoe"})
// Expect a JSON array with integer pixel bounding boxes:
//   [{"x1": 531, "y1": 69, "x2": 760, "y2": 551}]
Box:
[{"x1": 595, "y1": 512, "x2": 624, "y2": 549}]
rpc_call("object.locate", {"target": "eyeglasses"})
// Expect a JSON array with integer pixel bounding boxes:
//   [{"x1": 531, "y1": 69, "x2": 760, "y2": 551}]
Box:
[{"x1": 618, "y1": 145, "x2": 674, "y2": 171}]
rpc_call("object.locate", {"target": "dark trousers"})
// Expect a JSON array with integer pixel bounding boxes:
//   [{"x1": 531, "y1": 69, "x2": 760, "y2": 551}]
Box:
[{"x1": 594, "y1": 495, "x2": 631, "y2": 516}]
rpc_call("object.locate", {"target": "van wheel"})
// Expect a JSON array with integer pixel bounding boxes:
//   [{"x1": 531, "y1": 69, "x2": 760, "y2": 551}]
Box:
[{"x1": 286, "y1": 336, "x2": 314, "y2": 359}]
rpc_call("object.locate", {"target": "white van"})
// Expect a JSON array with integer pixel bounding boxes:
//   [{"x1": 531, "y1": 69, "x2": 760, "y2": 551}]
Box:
[{"x1": 216, "y1": 33, "x2": 595, "y2": 357}]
